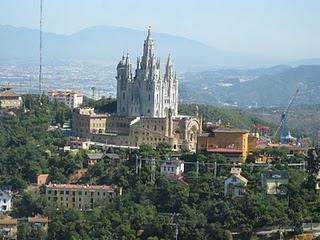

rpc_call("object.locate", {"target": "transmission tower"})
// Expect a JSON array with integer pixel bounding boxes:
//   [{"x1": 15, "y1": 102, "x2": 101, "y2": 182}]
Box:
[{"x1": 39, "y1": 0, "x2": 43, "y2": 95}]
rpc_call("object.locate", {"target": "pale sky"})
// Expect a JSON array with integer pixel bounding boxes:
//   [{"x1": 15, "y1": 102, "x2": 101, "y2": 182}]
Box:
[{"x1": 1, "y1": 0, "x2": 320, "y2": 60}]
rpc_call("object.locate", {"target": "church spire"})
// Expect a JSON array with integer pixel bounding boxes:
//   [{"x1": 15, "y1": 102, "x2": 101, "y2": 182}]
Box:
[
  {"x1": 141, "y1": 26, "x2": 155, "y2": 75},
  {"x1": 147, "y1": 25, "x2": 152, "y2": 40},
  {"x1": 165, "y1": 54, "x2": 173, "y2": 80}
]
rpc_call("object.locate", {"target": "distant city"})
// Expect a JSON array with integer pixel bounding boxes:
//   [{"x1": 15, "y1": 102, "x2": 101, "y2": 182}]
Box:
[{"x1": 0, "y1": 60, "x2": 117, "y2": 98}]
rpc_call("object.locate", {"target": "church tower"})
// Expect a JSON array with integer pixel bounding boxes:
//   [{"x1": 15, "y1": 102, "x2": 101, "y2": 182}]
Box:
[{"x1": 116, "y1": 27, "x2": 178, "y2": 118}]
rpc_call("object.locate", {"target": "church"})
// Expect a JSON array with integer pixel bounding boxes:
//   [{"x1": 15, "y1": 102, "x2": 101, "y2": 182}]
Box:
[
  {"x1": 116, "y1": 27, "x2": 178, "y2": 118},
  {"x1": 80, "y1": 27, "x2": 202, "y2": 151}
]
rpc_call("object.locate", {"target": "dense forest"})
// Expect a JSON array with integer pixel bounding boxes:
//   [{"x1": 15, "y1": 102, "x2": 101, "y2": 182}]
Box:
[{"x1": 2, "y1": 96, "x2": 320, "y2": 240}]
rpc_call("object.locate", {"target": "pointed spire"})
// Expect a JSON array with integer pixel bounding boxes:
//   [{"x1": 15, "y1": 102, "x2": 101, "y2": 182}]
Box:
[
  {"x1": 165, "y1": 54, "x2": 173, "y2": 80},
  {"x1": 125, "y1": 53, "x2": 130, "y2": 65},
  {"x1": 166, "y1": 54, "x2": 172, "y2": 68},
  {"x1": 147, "y1": 26, "x2": 152, "y2": 39},
  {"x1": 136, "y1": 57, "x2": 141, "y2": 69},
  {"x1": 141, "y1": 26, "x2": 155, "y2": 73}
]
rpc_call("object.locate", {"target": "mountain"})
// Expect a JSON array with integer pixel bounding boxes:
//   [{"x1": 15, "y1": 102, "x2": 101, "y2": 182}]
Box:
[
  {"x1": 0, "y1": 25, "x2": 279, "y2": 70},
  {"x1": 181, "y1": 65, "x2": 320, "y2": 107}
]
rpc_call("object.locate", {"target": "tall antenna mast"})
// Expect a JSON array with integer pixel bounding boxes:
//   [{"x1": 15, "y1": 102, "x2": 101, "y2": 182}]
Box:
[{"x1": 39, "y1": 0, "x2": 43, "y2": 95}]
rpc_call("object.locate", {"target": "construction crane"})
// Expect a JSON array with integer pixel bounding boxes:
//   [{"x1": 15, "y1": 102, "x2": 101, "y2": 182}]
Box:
[{"x1": 273, "y1": 88, "x2": 299, "y2": 144}]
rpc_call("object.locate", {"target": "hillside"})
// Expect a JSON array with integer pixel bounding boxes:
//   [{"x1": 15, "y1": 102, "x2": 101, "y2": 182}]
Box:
[
  {"x1": 246, "y1": 104, "x2": 320, "y2": 140},
  {"x1": 181, "y1": 65, "x2": 320, "y2": 107}
]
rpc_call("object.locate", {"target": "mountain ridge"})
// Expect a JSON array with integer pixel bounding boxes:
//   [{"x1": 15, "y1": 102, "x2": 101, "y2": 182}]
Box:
[{"x1": 0, "y1": 24, "x2": 281, "y2": 70}]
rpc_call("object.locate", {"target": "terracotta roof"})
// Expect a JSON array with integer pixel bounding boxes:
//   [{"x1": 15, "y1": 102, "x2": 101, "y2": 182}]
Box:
[
  {"x1": 48, "y1": 90, "x2": 83, "y2": 97},
  {"x1": 0, "y1": 90, "x2": 21, "y2": 97},
  {"x1": 46, "y1": 183, "x2": 118, "y2": 191},
  {"x1": 207, "y1": 148, "x2": 242, "y2": 153},
  {"x1": 0, "y1": 218, "x2": 17, "y2": 225},
  {"x1": 28, "y1": 216, "x2": 49, "y2": 223}
]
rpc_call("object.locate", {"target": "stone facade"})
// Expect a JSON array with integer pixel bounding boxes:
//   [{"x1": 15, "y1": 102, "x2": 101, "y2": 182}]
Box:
[
  {"x1": 72, "y1": 108, "x2": 108, "y2": 138},
  {"x1": 71, "y1": 28, "x2": 201, "y2": 151},
  {"x1": 116, "y1": 27, "x2": 178, "y2": 118}
]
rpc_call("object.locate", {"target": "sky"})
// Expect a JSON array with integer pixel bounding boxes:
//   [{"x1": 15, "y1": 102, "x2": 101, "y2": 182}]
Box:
[{"x1": 1, "y1": 0, "x2": 320, "y2": 60}]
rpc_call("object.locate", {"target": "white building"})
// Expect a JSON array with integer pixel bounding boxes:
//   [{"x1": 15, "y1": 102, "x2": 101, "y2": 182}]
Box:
[
  {"x1": 0, "y1": 189, "x2": 12, "y2": 212},
  {"x1": 116, "y1": 27, "x2": 178, "y2": 118},
  {"x1": 224, "y1": 167, "x2": 248, "y2": 197},
  {"x1": 48, "y1": 90, "x2": 83, "y2": 108},
  {"x1": 160, "y1": 158, "x2": 184, "y2": 176}
]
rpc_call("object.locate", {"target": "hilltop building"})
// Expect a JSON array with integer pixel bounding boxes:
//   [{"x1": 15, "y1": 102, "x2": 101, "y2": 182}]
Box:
[
  {"x1": 48, "y1": 90, "x2": 83, "y2": 109},
  {"x1": 71, "y1": 28, "x2": 201, "y2": 151},
  {"x1": 108, "y1": 27, "x2": 201, "y2": 151},
  {"x1": 116, "y1": 27, "x2": 178, "y2": 118}
]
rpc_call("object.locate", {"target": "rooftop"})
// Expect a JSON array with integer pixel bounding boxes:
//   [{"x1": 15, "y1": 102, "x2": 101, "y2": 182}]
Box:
[
  {"x1": 0, "y1": 90, "x2": 21, "y2": 98},
  {"x1": 263, "y1": 170, "x2": 289, "y2": 180},
  {"x1": 46, "y1": 183, "x2": 118, "y2": 191},
  {"x1": 87, "y1": 153, "x2": 104, "y2": 160},
  {"x1": 0, "y1": 217, "x2": 17, "y2": 225},
  {"x1": 48, "y1": 90, "x2": 83, "y2": 97}
]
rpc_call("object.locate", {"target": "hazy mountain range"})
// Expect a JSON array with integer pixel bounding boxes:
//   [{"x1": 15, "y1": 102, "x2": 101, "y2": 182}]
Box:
[
  {"x1": 0, "y1": 24, "x2": 293, "y2": 70},
  {"x1": 181, "y1": 65, "x2": 320, "y2": 107}
]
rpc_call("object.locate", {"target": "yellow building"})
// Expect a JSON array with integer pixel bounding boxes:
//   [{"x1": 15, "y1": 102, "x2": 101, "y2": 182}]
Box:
[
  {"x1": 45, "y1": 184, "x2": 122, "y2": 210},
  {"x1": 197, "y1": 128, "x2": 257, "y2": 162},
  {"x1": 72, "y1": 108, "x2": 108, "y2": 138}
]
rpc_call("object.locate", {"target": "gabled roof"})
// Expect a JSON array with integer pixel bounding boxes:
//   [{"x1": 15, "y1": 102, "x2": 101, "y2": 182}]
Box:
[
  {"x1": 226, "y1": 174, "x2": 248, "y2": 184},
  {"x1": 87, "y1": 153, "x2": 104, "y2": 160},
  {"x1": 105, "y1": 153, "x2": 120, "y2": 159}
]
